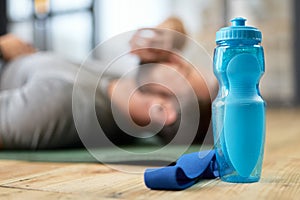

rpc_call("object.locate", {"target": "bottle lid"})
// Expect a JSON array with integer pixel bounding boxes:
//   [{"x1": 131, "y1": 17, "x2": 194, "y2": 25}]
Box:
[{"x1": 216, "y1": 17, "x2": 262, "y2": 43}]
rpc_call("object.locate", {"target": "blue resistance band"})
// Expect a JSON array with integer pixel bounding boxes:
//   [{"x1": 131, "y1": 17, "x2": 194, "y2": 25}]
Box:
[{"x1": 144, "y1": 150, "x2": 219, "y2": 190}]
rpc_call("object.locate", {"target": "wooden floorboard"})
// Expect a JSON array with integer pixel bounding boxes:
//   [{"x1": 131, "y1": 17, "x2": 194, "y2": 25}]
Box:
[{"x1": 0, "y1": 108, "x2": 299, "y2": 199}]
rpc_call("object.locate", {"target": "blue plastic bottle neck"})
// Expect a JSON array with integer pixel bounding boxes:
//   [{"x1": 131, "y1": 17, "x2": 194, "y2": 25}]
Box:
[{"x1": 217, "y1": 39, "x2": 260, "y2": 46}]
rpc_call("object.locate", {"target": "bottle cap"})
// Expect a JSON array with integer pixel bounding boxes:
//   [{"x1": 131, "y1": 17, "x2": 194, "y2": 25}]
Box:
[{"x1": 216, "y1": 17, "x2": 262, "y2": 43}]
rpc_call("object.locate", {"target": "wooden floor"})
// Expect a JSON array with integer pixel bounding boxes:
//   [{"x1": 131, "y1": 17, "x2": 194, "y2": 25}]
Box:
[{"x1": 0, "y1": 108, "x2": 300, "y2": 200}]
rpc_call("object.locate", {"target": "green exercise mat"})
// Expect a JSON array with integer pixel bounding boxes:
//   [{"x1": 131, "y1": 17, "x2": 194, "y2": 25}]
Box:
[{"x1": 0, "y1": 145, "x2": 211, "y2": 164}]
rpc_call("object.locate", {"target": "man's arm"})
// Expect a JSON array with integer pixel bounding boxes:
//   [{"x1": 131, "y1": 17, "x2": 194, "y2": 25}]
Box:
[{"x1": 0, "y1": 34, "x2": 36, "y2": 62}]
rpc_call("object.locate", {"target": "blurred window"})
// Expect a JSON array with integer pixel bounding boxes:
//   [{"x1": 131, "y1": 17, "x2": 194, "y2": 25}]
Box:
[{"x1": 7, "y1": 0, "x2": 94, "y2": 62}]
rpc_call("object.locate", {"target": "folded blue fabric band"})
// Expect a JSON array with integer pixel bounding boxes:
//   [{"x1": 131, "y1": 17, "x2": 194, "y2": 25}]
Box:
[{"x1": 144, "y1": 150, "x2": 219, "y2": 190}]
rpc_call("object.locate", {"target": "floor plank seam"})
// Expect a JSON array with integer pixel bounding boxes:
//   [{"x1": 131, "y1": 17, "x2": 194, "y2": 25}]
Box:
[
  {"x1": 0, "y1": 164, "x2": 78, "y2": 185},
  {"x1": 0, "y1": 185, "x2": 72, "y2": 195}
]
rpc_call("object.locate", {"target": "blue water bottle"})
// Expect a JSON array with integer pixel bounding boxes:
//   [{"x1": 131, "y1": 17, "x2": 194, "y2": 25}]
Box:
[{"x1": 212, "y1": 17, "x2": 265, "y2": 183}]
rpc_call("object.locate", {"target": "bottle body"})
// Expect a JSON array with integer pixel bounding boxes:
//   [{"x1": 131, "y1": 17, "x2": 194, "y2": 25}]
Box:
[{"x1": 212, "y1": 43, "x2": 265, "y2": 183}]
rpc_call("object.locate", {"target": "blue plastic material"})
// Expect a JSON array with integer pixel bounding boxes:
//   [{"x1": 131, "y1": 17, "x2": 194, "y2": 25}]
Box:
[
  {"x1": 216, "y1": 17, "x2": 262, "y2": 44},
  {"x1": 144, "y1": 150, "x2": 219, "y2": 190},
  {"x1": 212, "y1": 18, "x2": 265, "y2": 183}
]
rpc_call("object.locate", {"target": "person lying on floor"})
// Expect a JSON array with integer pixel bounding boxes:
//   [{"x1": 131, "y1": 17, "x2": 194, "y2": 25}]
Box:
[{"x1": 0, "y1": 17, "x2": 217, "y2": 149}]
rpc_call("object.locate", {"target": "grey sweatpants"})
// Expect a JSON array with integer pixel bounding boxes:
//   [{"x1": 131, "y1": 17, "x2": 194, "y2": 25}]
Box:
[{"x1": 0, "y1": 52, "x2": 120, "y2": 149}]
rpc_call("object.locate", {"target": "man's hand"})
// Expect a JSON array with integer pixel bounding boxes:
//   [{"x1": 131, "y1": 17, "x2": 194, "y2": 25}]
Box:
[
  {"x1": 129, "y1": 17, "x2": 186, "y2": 64},
  {"x1": 0, "y1": 34, "x2": 36, "y2": 61},
  {"x1": 129, "y1": 28, "x2": 174, "y2": 63}
]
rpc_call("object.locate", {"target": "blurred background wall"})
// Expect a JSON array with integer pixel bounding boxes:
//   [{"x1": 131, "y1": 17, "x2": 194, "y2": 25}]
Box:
[{"x1": 1, "y1": 0, "x2": 298, "y2": 107}]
